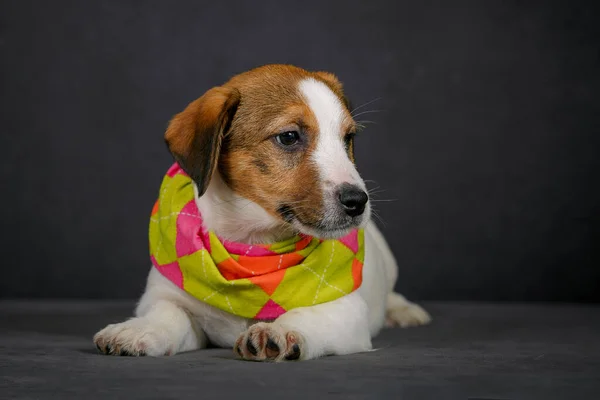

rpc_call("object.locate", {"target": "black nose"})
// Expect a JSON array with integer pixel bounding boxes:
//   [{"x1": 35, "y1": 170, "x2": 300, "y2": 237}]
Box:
[{"x1": 338, "y1": 184, "x2": 368, "y2": 217}]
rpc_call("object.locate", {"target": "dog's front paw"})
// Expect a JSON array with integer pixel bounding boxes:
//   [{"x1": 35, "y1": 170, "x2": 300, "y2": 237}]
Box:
[
  {"x1": 234, "y1": 322, "x2": 303, "y2": 362},
  {"x1": 93, "y1": 318, "x2": 174, "y2": 357}
]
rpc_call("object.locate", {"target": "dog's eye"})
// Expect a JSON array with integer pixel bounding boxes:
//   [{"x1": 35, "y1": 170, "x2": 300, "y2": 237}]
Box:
[
  {"x1": 344, "y1": 133, "x2": 355, "y2": 150},
  {"x1": 276, "y1": 131, "x2": 300, "y2": 146}
]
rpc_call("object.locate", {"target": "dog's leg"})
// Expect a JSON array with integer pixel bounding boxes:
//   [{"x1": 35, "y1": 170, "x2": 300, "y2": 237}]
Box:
[
  {"x1": 93, "y1": 299, "x2": 205, "y2": 356},
  {"x1": 235, "y1": 291, "x2": 371, "y2": 361},
  {"x1": 385, "y1": 292, "x2": 431, "y2": 328},
  {"x1": 94, "y1": 269, "x2": 207, "y2": 356}
]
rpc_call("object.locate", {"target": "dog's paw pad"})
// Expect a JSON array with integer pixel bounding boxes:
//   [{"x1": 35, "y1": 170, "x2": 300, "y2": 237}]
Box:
[
  {"x1": 386, "y1": 302, "x2": 431, "y2": 328},
  {"x1": 234, "y1": 323, "x2": 303, "y2": 362},
  {"x1": 93, "y1": 319, "x2": 172, "y2": 357}
]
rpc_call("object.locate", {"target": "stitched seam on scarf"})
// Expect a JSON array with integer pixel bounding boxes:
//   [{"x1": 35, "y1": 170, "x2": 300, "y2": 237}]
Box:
[
  {"x1": 152, "y1": 175, "x2": 178, "y2": 261},
  {"x1": 150, "y1": 212, "x2": 202, "y2": 223},
  {"x1": 242, "y1": 246, "x2": 257, "y2": 275},
  {"x1": 303, "y1": 265, "x2": 347, "y2": 296},
  {"x1": 298, "y1": 263, "x2": 347, "y2": 296},
  {"x1": 223, "y1": 294, "x2": 234, "y2": 313},
  {"x1": 201, "y1": 245, "x2": 235, "y2": 314},
  {"x1": 202, "y1": 247, "x2": 207, "y2": 281},
  {"x1": 312, "y1": 241, "x2": 336, "y2": 304},
  {"x1": 202, "y1": 287, "x2": 225, "y2": 302}
]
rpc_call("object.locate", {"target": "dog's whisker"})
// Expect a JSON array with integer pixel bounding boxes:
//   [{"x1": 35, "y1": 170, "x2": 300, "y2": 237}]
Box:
[
  {"x1": 370, "y1": 208, "x2": 387, "y2": 228},
  {"x1": 367, "y1": 190, "x2": 389, "y2": 198},
  {"x1": 355, "y1": 120, "x2": 377, "y2": 125},
  {"x1": 238, "y1": 200, "x2": 258, "y2": 211},
  {"x1": 367, "y1": 191, "x2": 389, "y2": 198},
  {"x1": 350, "y1": 97, "x2": 382, "y2": 115},
  {"x1": 352, "y1": 109, "x2": 384, "y2": 119},
  {"x1": 281, "y1": 199, "x2": 312, "y2": 206}
]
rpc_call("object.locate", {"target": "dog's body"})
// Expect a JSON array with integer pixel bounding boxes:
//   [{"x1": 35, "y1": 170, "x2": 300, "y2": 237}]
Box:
[{"x1": 94, "y1": 65, "x2": 430, "y2": 361}]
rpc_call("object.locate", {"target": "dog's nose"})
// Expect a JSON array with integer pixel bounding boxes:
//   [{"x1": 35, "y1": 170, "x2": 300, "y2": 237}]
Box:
[{"x1": 338, "y1": 184, "x2": 368, "y2": 217}]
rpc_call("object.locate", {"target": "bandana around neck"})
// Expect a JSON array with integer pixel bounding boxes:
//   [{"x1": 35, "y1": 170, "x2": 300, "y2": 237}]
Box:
[{"x1": 149, "y1": 163, "x2": 365, "y2": 320}]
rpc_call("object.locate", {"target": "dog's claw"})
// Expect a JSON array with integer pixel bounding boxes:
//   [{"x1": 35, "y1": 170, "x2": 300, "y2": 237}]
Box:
[
  {"x1": 236, "y1": 323, "x2": 303, "y2": 362},
  {"x1": 285, "y1": 343, "x2": 301, "y2": 360},
  {"x1": 246, "y1": 338, "x2": 258, "y2": 355}
]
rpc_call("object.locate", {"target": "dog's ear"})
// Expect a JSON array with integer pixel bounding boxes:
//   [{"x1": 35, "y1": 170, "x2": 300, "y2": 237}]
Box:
[
  {"x1": 165, "y1": 86, "x2": 240, "y2": 196},
  {"x1": 314, "y1": 71, "x2": 352, "y2": 110}
]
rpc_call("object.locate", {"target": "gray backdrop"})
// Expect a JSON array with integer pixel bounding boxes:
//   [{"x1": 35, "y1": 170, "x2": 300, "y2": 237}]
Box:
[{"x1": 1, "y1": 0, "x2": 599, "y2": 301}]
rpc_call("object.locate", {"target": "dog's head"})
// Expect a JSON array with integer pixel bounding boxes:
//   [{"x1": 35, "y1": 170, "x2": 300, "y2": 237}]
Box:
[{"x1": 165, "y1": 64, "x2": 369, "y2": 240}]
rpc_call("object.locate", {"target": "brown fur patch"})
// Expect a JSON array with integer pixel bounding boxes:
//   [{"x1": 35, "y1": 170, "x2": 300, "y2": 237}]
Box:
[
  {"x1": 252, "y1": 158, "x2": 269, "y2": 174},
  {"x1": 165, "y1": 86, "x2": 240, "y2": 196}
]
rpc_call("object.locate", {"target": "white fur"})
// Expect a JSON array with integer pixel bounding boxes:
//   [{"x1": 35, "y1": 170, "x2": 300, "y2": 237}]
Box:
[
  {"x1": 194, "y1": 173, "x2": 293, "y2": 244},
  {"x1": 93, "y1": 78, "x2": 431, "y2": 361},
  {"x1": 295, "y1": 78, "x2": 371, "y2": 239},
  {"x1": 300, "y1": 78, "x2": 364, "y2": 189}
]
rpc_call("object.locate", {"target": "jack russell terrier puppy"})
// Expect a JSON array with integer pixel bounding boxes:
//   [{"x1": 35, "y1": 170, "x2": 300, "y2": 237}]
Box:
[{"x1": 94, "y1": 64, "x2": 430, "y2": 361}]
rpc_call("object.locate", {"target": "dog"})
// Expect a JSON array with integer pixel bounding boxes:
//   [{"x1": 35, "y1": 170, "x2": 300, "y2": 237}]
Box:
[{"x1": 93, "y1": 64, "x2": 430, "y2": 361}]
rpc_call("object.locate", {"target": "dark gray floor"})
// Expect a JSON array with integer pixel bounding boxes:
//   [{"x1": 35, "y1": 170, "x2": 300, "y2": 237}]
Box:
[{"x1": 0, "y1": 301, "x2": 599, "y2": 399}]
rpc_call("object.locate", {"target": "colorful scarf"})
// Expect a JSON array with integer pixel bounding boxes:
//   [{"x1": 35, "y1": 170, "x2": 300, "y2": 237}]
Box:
[{"x1": 149, "y1": 163, "x2": 365, "y2": 320}]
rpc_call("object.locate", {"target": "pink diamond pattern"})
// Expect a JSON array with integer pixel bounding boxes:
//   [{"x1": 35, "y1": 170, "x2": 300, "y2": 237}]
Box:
[
  {"x1": 175, "y1": 200, "x2": 206, "y2": 257},
  {"x1": 151, "y1": 256, "x2": 183, "y2": 289},
  {"x1": 339, "y1": 229, "x2": 359, "y2": 254},
  {"x1": 254, "y1": 299, "x2": 286, "y2": 320}
]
